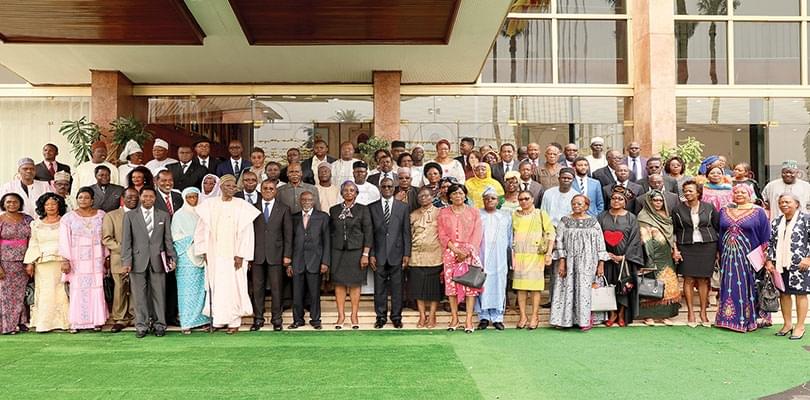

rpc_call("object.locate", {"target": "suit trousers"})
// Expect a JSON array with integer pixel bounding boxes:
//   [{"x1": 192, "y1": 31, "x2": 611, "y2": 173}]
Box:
[
  {"x1": 131, "y1": 265, "x2": 166, "y2": 331},
  {"x1": 165, "y1": 270, "x2": 179, "y2": 325},
  {"x1": 110, "y1": 272, "x2": 134, "y2": 324},
  {"x1": 373, "y1": 263, "x2": 403, "y2": 322},
  {"x1": 292, "y1": 271, "x2": 322, "y2": 325},
  {"x1": 251, "y1": 263, "x2": 284, "y2": 325}
]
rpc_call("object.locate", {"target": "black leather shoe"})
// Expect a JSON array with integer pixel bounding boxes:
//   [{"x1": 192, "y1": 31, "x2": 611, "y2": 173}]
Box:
[
  {"x1": 135, "y1": 330, "x2": 147, "y2": 339},
  {"x1": 478, "y1": 319, "x2": 490, "y2": 330},
  {"x1": 541, "y1": 302, "x2": 551, "y2": 309},
  {"x1": 287, "y1": 322, "x2": 304, "y2": 329},
  {"x1": 273, "y1": 324, "x2": 283, "y2": 332},
  {"x1": 393, "y1": 321, "x2": 403, "y2": 329},
  {"x1": 493, "y1": 322, "x2": 505, "y2": 331},
  {"x1": 374, "y1": 320, "x2": 386, "y2": 329},
  {"x1": 312, "y1": 323, "x2": 322, "y2": 330},
  {"x1": 154, "y1": 328, "x2": 166, "y2": 337},
  {"x1": 110, "y1": 323, "x2": 125, "y2": 333},
  {"x1": 250, "y1": 322, "x2": 264, "y2": 332}
]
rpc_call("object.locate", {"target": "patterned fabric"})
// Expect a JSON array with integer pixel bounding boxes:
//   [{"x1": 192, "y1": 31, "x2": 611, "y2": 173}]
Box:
[
  {"x1": 442, "y1": 244, "x2": 483, "y2": 300},
  {"x1": 174, "y1": 236, "x2": 211, "y2": 329},
  {"x1": 702, "y1": 186, "x2": 734, "y2": 212},
  {"x1": 512, "y1": 209, "x2": 554, "y2": 291},
  {"x1": 767, "y1": 212, "x2": 810, "y2": 294},
  {"x1": 59, "y1": 211, "x2": 109, "y2": 330},
  {"x1": 0, "y1": 214, "x2": 33, "y2": 333},
  {"x1": 638, "y1": 220, "x2": 682, "y2": 320}
]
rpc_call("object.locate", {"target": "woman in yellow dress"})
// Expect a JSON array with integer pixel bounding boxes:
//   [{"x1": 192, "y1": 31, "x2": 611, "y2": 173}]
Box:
[{"x1": 511, "y1": 189, "x2": 555, "y2": 329}]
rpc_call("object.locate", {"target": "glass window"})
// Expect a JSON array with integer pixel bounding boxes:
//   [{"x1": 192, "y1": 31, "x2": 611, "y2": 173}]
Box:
[
  {"x1": 508, "y1": 1, "x2": 549, "y2": 13},
  {"x1": 734, "y1": 22, "x2": 800, "y2": 85},
  {"x1": 558, "y1": 20, "x2": 628, "y2": 84},
  {"x1": 480, "y1": 19, "x2": 552, "y2": 83},
  {"x1": 674, "y1": 0, "x2": 728, "y2": 15},
  {"x1": 557, "y1": 0, "x2": 626, "y2": 14},
  {"x1": 675, "y1": 21, "x2": 728, "y2": 84},
  {"x1": 734, "y1": 0, "x2": 799, "y2": 16}
]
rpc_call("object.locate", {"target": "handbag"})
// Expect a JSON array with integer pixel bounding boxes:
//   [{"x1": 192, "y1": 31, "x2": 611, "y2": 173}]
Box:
[
  {"x1": 637, "y1": 272, "x2": 665, "y2": 299},
  {"x1": 452, "y1": 263, "x2": 487, "y2": 289},
  {"x1": 757, "y1": 272, "x2": 780, "y2": 313},
  {"x1": 615, "y1": 259, "x2": 634, "y2": 296},
  {"x1": 24, "y1": 280, "x2": 35, "y2": 306},
  {"x1": 103, "y1": 274, "x2": 115, "y2": 307},
  {"x1": 591, "y1": 276, "x2": 617, "y2": 312},
  {"x1": 710, "y1": 261, "x2": 721, "y2": 289}
]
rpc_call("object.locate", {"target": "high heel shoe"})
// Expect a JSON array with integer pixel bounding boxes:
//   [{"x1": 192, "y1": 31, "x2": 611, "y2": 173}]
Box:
[
  {"x1": 775, "y1": 328, "x2": 793, "y2": 337},
  {"x1": 516, "y1": 319, "x2": 527, "y2": 329},
  {"x1": 789, "y1": 329, "x2": 804, "y2": 340},
  {"x1": 617, "y1": 320, "x2": 626, "y2": 328}
]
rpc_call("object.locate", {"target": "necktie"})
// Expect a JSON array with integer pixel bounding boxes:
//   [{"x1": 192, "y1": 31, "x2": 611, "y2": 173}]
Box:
[
  {"x1": 182, "y1": 163, "x2": 189, "y2": 174},
  {"x1": 383, "y1": 200, "x2": 391, "y2": 225},
  {"x1": 579, "y1": 178, "x2": 585, "y2": 192},
  {"x1": 505, "y1": 163, "x2": 510, "y2": 172},
  {"x1": 247, "y1": 193, "x2": 253, "y2": 203},
  {"x1": 234, "y1": 160, "x2": 239, "y2": 174},
  {"x1": 48, "y1": 162, "x2": 56, "y2": 177},
  {"x1": 144, "y1": 210, "x2": 153, "y2": 236},
  {"x1": 523, "y1": 183, "x2": 529, "y2": 191},
  {"x1": 632, "y1": 158, "x2": 639, "y2": 179},
  {"x1": 201, "y1": 159, "x2": 207, "y2": 168},
  {"x1": 165, "y1": 195, "x2": 173, "y2": 215},
  {"x1": 303, "y1": 212, "x2": 310, "y2": 229},
  {"x1": 264, "y1": 202, "x2": 270, "y2": 223}
]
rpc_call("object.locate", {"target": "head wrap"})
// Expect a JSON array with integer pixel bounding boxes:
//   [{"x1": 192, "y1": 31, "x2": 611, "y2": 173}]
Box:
[
  {"x1": 17, "y1": 157, "x2": 34, "y2": 168},
  {"x1": 482, "y1": 186, "x2": 499, "y2": 199},
  {"x1": 172, "y1": 186, "x2": 203, "y2": 264},
  {"x1": 782, "y1": 160, "x2": 799, "y2": 171},
  {"x1": 119, "y1": 140, "x2": 143, "y2": 162},
  {"x1": 182, "y1": 187, "x2": 201, "y2": 200},
  {"x1": 411, "y1": 145, "x2": 424, "y2": 152},
  {"x1": 504, "y1": 170, "x2": 521, "y2": 181},
  {"x1": 153, "y1": 138, "x2": 169, "y2": 149},
  {"x1": 590, "y1": 137, "x2": 605, "y2": 145},
  {"x1": 91, "y1": 141, "x2": 107, "y2": 151},
  {"x1": 698, "y1": 155, "x2": 720, "y2": 175},
  {"x1": 465, "y1": 163, "x2": 504, "y2": 208},
  {"x1": 219, "y1": 174, "x2": 236, "y2": 186},
  {"x1": 638, "y1": 189, "x2": 675, "y2": 247},
  {"x1": 199, "y1": 173, "x2": 221, "y2": 202},
  {"x1": 559, "y1": 167, "x2": 576, "y2": 178},
  {"x1": 352, "y1": 161, "x2": 368, "y2": 170},
  {"x1": 53, "y1": 171, "x2": 71, "y2": 182}
]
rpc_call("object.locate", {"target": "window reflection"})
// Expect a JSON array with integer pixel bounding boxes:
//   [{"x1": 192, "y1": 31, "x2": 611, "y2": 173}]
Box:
[
  {"x1": 734, "y1": 22, "x2": 800, "y2": 85},
  {"x1": 558, "y1": 20, "x2": 628, "y2": 84},
  {"x1": 557, "y1": 0, "x2": 626, "y2": 14},
  {"x1": 734, "y1": 0, "x2": 798, "y2": 16},
  {"x1": 674, "y1": 0, "x2": 728, "y2": 15},
  {"x1": 675, "y1": 21, "x2": 728, "y2": 84},
  {"x1": 481, "y1": 19, "x2": 552, "y2": 83}
]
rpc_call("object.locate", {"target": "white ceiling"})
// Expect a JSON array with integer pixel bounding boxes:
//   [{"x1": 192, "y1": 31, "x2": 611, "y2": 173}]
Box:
[{"x1": 0, "y1": 0, "x2": 511, "y2": 85}]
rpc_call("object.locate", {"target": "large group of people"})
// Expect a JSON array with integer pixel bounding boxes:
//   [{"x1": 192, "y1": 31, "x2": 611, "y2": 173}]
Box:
[{"x1": 0, "y1": 135, "x2": 808, "y2": 340}]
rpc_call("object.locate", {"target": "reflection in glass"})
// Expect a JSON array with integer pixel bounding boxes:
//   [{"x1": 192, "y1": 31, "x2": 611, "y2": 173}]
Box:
[
  {"x1": 481, "y1": 19, "x2": 552, "y2": 83},
  {"x1": 675, "y1": 21, "x2": 727, "y2": 84},
  {"x1": 557, "y1": 0, "x2": 626, "y2": 14},
  {"x1": 558, "y1": 20, "x2": 628, "y2": 84},
  {"x1": 735, "y1": 0, "x2": 798, "y2": 16},
  {"x1": 674, "y1": 0, "x2": 728, "y2": 15},
  {"x1": 734, "y1": 22, "x2": 800, "y2": 85},
  {"x1": 508, "y1": 0, "x2": 550, "y2": 13}
]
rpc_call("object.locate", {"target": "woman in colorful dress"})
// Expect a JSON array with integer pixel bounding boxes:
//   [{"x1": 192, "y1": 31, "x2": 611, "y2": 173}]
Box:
[
  {"x1": 715, "y1": 184, "x2": 771, "y2": 332},
  {"x1": 0, "y1": 193, "x2": 33, "y2": 334},
  {"x1": 438, "y1": 184, "x2": 483, "y2": 333},
  {"x1": 512, "y1": 190, "x2": 554, "y2": 329},
  {"x1": 697, "y1": 158, "x2": 733, "y2": 211},
  {"x1": 172, "y1": 187, "x2": 211, "y2": 334},
  {"x1": 637, "y1": 190, "x2": 681, "y2": 325},
  {"x1": 550, "y1": 194, "x2": 608, "y2": 331},
  {"x1": 597, "y1": 186, "x2": 644, "y2": 327},
  {"x1": 766, "y1": 193, "x2": 810, "y2": 340},
  {"x1": 732, "y1": 162, "x2": 763, "y2": 206},
  {"x1": 499, "y1": 171, "x2": 521, "y2": 213},
  {"x1": 23, "y1": 193, "x2": 70, "y2": 332},
  {"x1": 465, "y1": 163, "x2": 503, "y2": 209},
  {"x1": 59, "y1": 186, "x2": 108, "y2": 333},
  {"x1": 409, "y1": 186, "x2": 444, "y2": 329}
]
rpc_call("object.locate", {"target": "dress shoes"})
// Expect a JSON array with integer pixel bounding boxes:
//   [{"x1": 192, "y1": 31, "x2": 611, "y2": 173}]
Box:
[
  {"x1": 493, "y1": 322, "x2": 505, "y2": 331},
  {"x1": 393, "y1": 321, "x2": 403, "y2": 329},
  {"x1": 374, "y1": 320, "x2": 386, "y2": 329},
  {"x1": 541, "y1": 302, "x2": 551, "y2": 309},
  {"x1": 250, "y1": 322, "x2": 264, "y2": 332},
  {"x1": 110, "y1": 324, "x2": 126, "y2": 333},
  {"x1": 478, "y1": 319, "x2": 490, "y2": 330},
  {"x1": 273, "y1": 324, "x2": 283, "y2": 332},
  {"x1": 288, "y1": 322, "x2": 304, "y2": 330},
  {"x1": 311, "y1": 322, "x2": 322, "y2": 330},
  {"x1": 154, "y1": 328, "x2": 166, "y2": 337},
  {"x1": 135, "y1": 330, "x2": 148, "y2": 339}
]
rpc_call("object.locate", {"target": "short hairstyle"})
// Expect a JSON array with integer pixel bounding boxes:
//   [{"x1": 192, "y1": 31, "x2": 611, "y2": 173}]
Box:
[
  {"x1": 251, "y1": 147, "x2": 265, "y2": 155},
  {"x1": 35, "y1": 193, "x2": 67, "y2": 218},
  {"x1": 517, "y1": 190, "x2": 534, "y2": 199},
  {"x1": 646, "y1": 156, "x2": 662, "y2": 166},
  {"x1": 287, "y1": 147, "x2": 300, "y2": 154},
  {"x1": 241, "y1": 170, "x2": 258, "y2": 179},
  {"x1": 44, "y1": 143, "x2": 59, "y2": 153},
  {"x1": 573, "y1": 156, "x2": 589, "y2": 166},
  {"x1": 298, "y1": 190, "x2": 314, "y2": 199},
  {"x1": 397, "y1": 152, "x2": 412, "y2": 165},
  {"x1": 500, "y1": 143, "x2": 516, "y2": 152},
  {"x1": 682, "y1": 179, "x2": 703, "y2": 200},
  {"x1": 549, "y1": 142, "x2": 563, "y2": 151},
  {"x1": 460, "y1": 137, "x2": 475, "y2": 146},
  {"x1": 265, "y1": 161, "x2": 281, "y2": 169},
  {"x1": 140, "y1": 186, "x2": 158, "y2": 196},
  {"x1": 94, "y1": 165, "x2": 111, "y2": 175},
  {"x1": 0, "y1": 192, "x2": 24, "y2": 212},
  {"x1": 374, "y1": 149, "x2": 391, "y2": 160},
  {"x1": 571, "y1": 194, "x2": 591, "y2": 208},
  {"x1": 778, "y1": 192, "x2": 802, "y2": 206},
  {"x1": 157, "y1": 169, "x2": 173, "y2": 180},
  {"x1": 76, "y1": 186, "x2": 95, "y2": 200},
  {"x1": 313, "y1": 139, "x2": 328, "y2": 147},
  {"x1": 446, "y1": 183, "x2": 468, "y2": 197},
  {"x1": 261, "y1": 179, "x2": 277, "y2": 188},
  {"x1": 664, "y1": 156, "x2": 685, "y2": 175}
]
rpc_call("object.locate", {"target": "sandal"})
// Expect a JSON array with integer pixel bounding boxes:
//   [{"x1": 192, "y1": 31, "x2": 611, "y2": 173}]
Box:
[
  {"x1": 226, "y1": 327, "x2": 239, "y2": 335},
  {"x1": 516, "y1": 318, "x2": 527, "y2": 329},
  {"x1": 181, "y1": 329, "x2": 192, "y2": 335},
  {"x1": 662, "y1": 319, "x2": 674, "y2": 326},
  {"x1": 644, "y1": 319, "x2": 655, "y2": 326}
]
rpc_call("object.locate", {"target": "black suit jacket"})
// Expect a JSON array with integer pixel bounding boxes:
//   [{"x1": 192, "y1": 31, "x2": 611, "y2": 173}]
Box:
[
  {"x1": 34, "y1": 161, "x2": 71, "y2": 182},
  {"x1": 592, "y1": 166, "x2": 617, "y2": 188},
  {"x1": 300, "y1": 156, "x2": 336, "y2": 185},
  {"x1": 253, "y1": 199, "x2": 293, "y2": 265},
  {"x1": 91, "y1": 183, "x2": 124, "y2": 212},
  {"x1": 215, "y1": 158, "x2": 250, "y2": 178},
  {"x1": 234, "y1": 191, "x2": 260, "y2": 204},
  {"x1": 367, "y1": 171, "x2": 397, "y2": 187},
  {"x1": 491, "y1": 161, "x2": 517, "y2": 186},
  {"x1": 632, "y1": 190, "x2": 680, "y2": 215},
  {"x1": 154, "y1": 190, "x2": 184, "y2": 215},
  {"x1": 368, "y1": 198, "x2": 411, "y2": 266},
  {"x1": 602, "y1": 181, "x2": 643, "y2": 212},
  {"x1": 637, "y1": 176, "x2": 680, "y2": 196},
  {"x1": 454, "y1": 155, "x2": 467, "y2": 170},
  {"x1": 292, "y1": 210, "x2": 331, "y2": 274},
  {"x1": 167, "y1": 161, "x2": 207, "y2": 191},
  {"x1": 329, "y1": 203, "x2": 373, "y2": 251},
  {"x1": 394, "y1": 186, "x2": 419, "y2": 212},
  {"x1": 195, "y1": 157, "x2": 221, "y2": 175}
]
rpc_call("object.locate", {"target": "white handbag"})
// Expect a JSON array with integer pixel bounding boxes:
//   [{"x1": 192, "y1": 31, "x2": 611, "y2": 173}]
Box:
[{"x1": 591, "y1": 276, "x2": 618, "y2": 312}]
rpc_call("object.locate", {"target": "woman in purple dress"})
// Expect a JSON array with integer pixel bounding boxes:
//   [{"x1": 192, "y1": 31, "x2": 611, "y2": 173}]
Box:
[
  {"x1": 0, "y1": 193, "x2": 33, "y2": 334},
  {"x1": 716, "y1": 185, "x2": 771, "y2": 332}
]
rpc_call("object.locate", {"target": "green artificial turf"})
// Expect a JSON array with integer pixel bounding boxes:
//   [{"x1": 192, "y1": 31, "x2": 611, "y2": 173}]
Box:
[{"x1": 1, "y1": 327, "x2": 807, "y2": 399}]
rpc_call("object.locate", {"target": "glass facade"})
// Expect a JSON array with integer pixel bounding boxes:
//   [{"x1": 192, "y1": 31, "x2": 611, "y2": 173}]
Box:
[
  {"x1": 557, "y1": 0, "x2": 626, "y2": 14},
  {"x1": 480, "y1": 20, "x2": 553, "y2": 83},
  {"x1": 675, "y1": 21, "x2": 728, "y2": 84},
  {"x1": 734, "y1": 22, "x2": 800, "y2": 84},
  {"x1": 558, "y1": 20, "x2": 628, "y2": 84}
]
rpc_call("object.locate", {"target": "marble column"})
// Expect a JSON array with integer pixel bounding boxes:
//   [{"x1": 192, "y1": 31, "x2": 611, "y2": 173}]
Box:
[
  {"x1": 91, "y1": 70, "x2": 134, "y2": 141},
  {"x1": 373, "y1": 71, "x2": 401, "y2": 140}
]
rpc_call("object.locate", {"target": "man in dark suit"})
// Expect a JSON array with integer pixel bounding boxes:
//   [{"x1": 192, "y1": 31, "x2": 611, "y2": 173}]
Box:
[
  {"x1": 193, "y1": 139, "x2": 220, "y2": 174},
  {"x1": 167, "y1": 145, "x2": 207, "y2": 191},
  {"x1": 517, "y1": 160, "x2": 544, "y2": 208},
  {"x1": 121, "y1": 187, "x2": 176, "y2": 338},
  {"x1": 454, "y1": 137, "x2": 475, "y2": 170},
  {"x1": 250, "y1": 179, "x2": 293, "y2": 331},
  {"x1": 301, "y1": 139, "x2": 336, "y2": 185},
  {"x1": 153, "y1": 169, "x2": 183, "y2": 325},
  {"x1": 633, "y1": 174, "x2": 680, "y2": 214},
  {"x1": 367, "y1": 152, "x2": 396, "y2": 187},
  {"x1": 368, "y1": 177, "x2": 411, "y2": 329},
  {"x1": 90, "y1": 165, "x2": 124, "y2": 212},
  {"x1": 234, "y1": 171, "x2": 260, "y2": 204},
  {"x1": 592, "y1": 149, "x2": 624, "y2": 188},
  {"x1": 35, "y1": 143, "x2": 71, "y2": 182},
  {"x1": 602, "y1": 164, "x2": 643, "y2": 211},
  {"x1": 637, "y1": 157, "x2": 679, "y2": 195},
  {"x1": 625, "y1": 141, "x2": 648, "y2": 183},
  {"x1": 215, "y1": 139, "x2": 250, "y2": 178},
  {"x1": 491, "y1": 143, "x2": 517, "y2": 186},
  {"x1": 279, "y1": 148, "x2": 302, "y2": 184},
  {"x1": 289, "y1": 190, "x2": 330, "y2": 329}
]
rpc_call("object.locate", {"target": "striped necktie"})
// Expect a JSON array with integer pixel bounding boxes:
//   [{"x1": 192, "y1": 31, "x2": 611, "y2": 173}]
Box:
[
  {"x1": 144, "y1": 210, "x2": 153, "y2": 236},
  {"x1": 383, "y1": 199, "x2": 391, "y2": 226}
]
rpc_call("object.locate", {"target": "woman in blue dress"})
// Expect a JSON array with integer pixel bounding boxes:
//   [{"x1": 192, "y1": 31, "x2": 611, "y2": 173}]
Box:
[{"x1": 172, "y1": 187, "x2": 211, "y2": 334}]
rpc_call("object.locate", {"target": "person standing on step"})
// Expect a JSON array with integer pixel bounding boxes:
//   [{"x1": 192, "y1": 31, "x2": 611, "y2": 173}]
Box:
[
  {"x1": 102, "y1": 187, "x2": 140, "y2": 333},
  {"x1": 289, "y1": 191, "x2": 330, "y2": 330}
]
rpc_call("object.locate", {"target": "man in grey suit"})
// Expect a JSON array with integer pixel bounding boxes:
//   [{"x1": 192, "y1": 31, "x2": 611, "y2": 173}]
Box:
[
  {"x1": 121, "y1": 187, "x2": 176, "y2": 338},
  {"x1": 288, "y1": 190, "x2": 330, "y2": 329},
  {"x1": 90, "y1": 165, "x2": 124, "y2": 212},
  {"x1": 250, "y1": 179, "x2": 293, "y2": 332},
  {"x1": 602, "y1": 164, "x2": 643, "y2": 211},
  {"x1": 369, "y1": 177, "x2": 411, "y2": 329}
]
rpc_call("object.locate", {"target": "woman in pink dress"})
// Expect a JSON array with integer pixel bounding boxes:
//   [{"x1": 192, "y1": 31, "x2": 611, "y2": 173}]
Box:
[
  {"x1": 438, "y1": 183, "x2": 483, "y2": 333},
  {"x1": 59, "y1": 186, "x2": 109, "y2": 333}
]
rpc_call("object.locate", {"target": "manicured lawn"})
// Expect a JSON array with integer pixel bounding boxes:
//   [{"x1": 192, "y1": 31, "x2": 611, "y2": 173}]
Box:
[{"x1": 1, "y1": 327, "x2": 807, "y2": 399}]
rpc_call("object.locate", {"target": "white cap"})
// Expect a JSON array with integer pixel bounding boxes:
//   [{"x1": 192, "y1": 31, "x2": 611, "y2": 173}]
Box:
[
  {"x1": 119, "y1": 139, "x2": 143, "y2": 162},
  {"x1": 590, "y1": 137, "x2": 605, "y2": 145},
  {"x1": 153, "y1": 138, "x2": 169, "y2": 149}
]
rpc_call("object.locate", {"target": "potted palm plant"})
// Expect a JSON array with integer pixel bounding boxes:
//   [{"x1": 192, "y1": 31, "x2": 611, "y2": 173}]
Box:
[
  {"x1": 109, "y1": 116, "x2": 153, "y2": 162},
  {"x1": 59, "y1": 117, "x2": 101, "y2": 165}
]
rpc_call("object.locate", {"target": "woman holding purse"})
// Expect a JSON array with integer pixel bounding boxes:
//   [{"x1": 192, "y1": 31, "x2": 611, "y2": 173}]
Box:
[{"x1": 637, "y1": 190, "x2": 681, "y2": 325}]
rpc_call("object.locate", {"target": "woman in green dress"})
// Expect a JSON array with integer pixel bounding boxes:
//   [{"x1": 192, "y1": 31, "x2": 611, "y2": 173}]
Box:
[{"x1": 637, "y1": 190, "x2": 681, "y2": 325}]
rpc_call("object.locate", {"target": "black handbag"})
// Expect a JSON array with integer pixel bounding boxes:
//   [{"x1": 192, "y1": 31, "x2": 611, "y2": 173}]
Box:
[
  {"x1": 452, "y1": 264, "x2": 487, "y2": 289},
  {"x1": 103, "y1": 274, "x2": 115, "y2": 307},
  {"x1": 637, "y1": 273, "x2": 665, "y2": 299},
  {"x1": 615, "y1": 259, "x2": 634, "y2": 296},
  {"x1": 757, "y1": 272, "x2": 780, "y2": 313},
  {"x1": 24, "y1": 280, "x2": 35, "y2": 306}
]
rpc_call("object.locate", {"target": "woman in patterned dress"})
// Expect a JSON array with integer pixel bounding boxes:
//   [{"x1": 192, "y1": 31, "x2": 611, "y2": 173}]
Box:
[
  {"x1": 172, "y1": 187, "x2": 211, "y2": 334},
  {"x1": 0, "y1": 193, "x2": 33, "y2": 334},
  {"x1": 511, "y1": 190, "x2": 554, "y2": 329}
]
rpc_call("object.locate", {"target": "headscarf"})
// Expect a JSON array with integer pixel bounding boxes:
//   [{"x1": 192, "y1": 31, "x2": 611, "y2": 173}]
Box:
[
  {"x1": 698, "y1": 155, "x2": 720, "y2": 175},
  {"x1": 119, "y1": 140, "x2": 143, "y2": 162},
  {"x1": 728, "y1": 184, "x2": 755, "y2": 210},
  {"x1": 637, "y1": 189, "x2": 675, "y2": 247},
  {"x1": 171, "y1": 187, "x2": 204, "y2": 266},
  {"x1": 199, "y1": 173, "x2": 221, "y2": 202},
  {"x1": 465, "y1": 163, "x2": 504, "y2": 208}
]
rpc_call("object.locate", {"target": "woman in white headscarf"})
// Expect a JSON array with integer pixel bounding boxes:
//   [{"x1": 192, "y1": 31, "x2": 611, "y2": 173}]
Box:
[
  {"x1": 117, "y1": 140, "x2": 144, "y2": 184},
  {"x1": 199, "y1": 174, "x2": 221, "y2": 203},
  {"x1": 172, "y1": 187, "x2": 211, "y2": 334}
]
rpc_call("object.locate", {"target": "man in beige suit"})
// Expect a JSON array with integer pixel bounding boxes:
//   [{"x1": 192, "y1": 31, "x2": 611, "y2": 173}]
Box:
[{"x1": 102, "y1": 187, "x2": 140, "y2": 333}]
